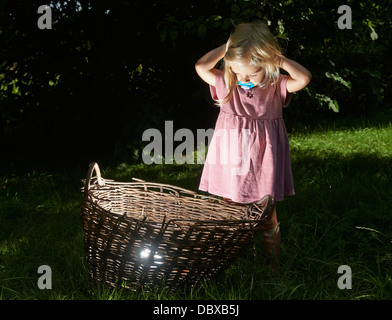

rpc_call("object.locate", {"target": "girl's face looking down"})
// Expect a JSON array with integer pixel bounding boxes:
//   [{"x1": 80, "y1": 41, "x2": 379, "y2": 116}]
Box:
[{"x1": 230, "y1": 62, "x2": 265, "y2": 87}]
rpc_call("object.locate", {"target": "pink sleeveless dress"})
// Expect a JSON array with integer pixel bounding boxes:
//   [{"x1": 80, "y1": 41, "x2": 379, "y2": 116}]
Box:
[{"x1": 199, "y1": 69, "x2": 295, "y2": 203}]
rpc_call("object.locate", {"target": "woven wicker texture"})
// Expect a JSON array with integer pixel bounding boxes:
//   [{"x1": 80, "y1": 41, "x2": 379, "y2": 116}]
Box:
[{"x1": 81, "y1": 162, "x2": 271, "y2": 291}]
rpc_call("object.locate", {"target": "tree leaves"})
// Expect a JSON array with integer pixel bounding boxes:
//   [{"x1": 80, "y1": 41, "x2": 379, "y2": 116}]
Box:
[
  {"x1": 325, "y1": 72, "x2": 352, "y2": 90},
  {"x1": 0, "y1": 0, "x2": 390, "y2": 154}
]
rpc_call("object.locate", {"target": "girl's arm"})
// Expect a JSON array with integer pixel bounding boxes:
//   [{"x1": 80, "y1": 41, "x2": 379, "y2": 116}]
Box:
[
  {"x1": 279, "y1": 57, "x2": 312, "y2": 93},
  {"x1": 195, "y1": 44, "x2": 226, "y2": 86}
]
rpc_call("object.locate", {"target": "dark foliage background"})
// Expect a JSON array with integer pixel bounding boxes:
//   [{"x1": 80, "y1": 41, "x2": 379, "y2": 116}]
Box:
[{"x1": 0, "y1": 0, "x2": 390, "y2": 167}]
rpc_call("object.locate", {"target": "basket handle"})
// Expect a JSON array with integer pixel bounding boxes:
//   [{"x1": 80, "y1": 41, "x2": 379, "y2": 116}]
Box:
[{"x1": 84, "y1": 162, "x2": 105, "y2": 195}]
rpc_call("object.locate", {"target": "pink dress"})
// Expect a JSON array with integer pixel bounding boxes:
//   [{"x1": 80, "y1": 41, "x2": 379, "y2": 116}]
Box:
[{"x1": 199, "y1": 69, "x2": 295, "y2": 203}]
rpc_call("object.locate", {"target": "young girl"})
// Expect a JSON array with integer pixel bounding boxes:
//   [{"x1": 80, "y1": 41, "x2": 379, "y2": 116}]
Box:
[{"x1": 195, "y1": 21, "x2": 311, "y2": 269}]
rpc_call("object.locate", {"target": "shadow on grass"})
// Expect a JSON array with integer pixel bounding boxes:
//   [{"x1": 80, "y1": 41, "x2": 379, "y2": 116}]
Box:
[{"x1": 275, "y1": 151, "x2": 392, "y2": 298}]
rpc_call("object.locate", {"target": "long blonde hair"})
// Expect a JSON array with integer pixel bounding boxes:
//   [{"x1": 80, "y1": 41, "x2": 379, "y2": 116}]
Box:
[{"x1": 221, "y1": 22, "x2": 283, "y2": 104}]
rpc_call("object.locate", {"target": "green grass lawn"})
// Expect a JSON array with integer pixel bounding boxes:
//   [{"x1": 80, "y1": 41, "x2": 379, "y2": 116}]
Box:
[{"x1": 1, "y1": 118, "x2": 392, "y2": 300}]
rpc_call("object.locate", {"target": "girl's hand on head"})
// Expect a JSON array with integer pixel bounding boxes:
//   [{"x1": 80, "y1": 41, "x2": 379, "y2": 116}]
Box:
[
  {"x1": 195, "y1": 44, "x2": 227, "y2": 86},
  {"x1": 279, "y1": 56, "x2": 312, "y2": 93}
]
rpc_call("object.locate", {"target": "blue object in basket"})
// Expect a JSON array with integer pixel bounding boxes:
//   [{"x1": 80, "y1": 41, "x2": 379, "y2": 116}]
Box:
[{"x1": 238, "y1": 81, "x2": 255, "y2": 89}]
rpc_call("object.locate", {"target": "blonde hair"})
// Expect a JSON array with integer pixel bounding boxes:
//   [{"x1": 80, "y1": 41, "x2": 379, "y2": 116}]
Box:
[{"x1": 221, "y1": 22, "x2": 283, "y2": 104}]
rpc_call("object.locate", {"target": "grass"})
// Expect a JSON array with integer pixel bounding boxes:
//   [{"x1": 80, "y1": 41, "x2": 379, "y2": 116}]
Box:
[{"x1": 1, "y1": 115, "x2": 392, "y2": 300}]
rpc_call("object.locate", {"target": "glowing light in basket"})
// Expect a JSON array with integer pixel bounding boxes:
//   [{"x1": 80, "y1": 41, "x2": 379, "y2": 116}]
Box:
[{"x1": 139, "y1": 248, "x2": 163, "y2": 265}]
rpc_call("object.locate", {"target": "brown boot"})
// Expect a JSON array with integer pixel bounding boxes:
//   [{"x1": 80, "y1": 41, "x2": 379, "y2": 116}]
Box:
[{"x1": 262, "y1": 226, "x2": 281, "y2": 271}]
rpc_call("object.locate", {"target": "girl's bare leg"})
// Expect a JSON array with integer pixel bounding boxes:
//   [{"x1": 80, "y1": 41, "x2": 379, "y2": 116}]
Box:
[{"x1": 261, "y1": 204, "x2": 281, "y2": 270}]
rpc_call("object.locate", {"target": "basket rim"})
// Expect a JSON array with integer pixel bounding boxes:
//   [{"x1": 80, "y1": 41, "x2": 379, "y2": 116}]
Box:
[
  {"x1": 82, "y1": 162, "x2": 271, "y2": 228},
  {"x1": 83, "y1": 193, "x2": 264, "y2": 229}
]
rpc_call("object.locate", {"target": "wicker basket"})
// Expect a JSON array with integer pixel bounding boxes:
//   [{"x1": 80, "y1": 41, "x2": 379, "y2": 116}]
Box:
[{"x1": 81, "y1": 162, "x2": 272, "y2": 291}]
